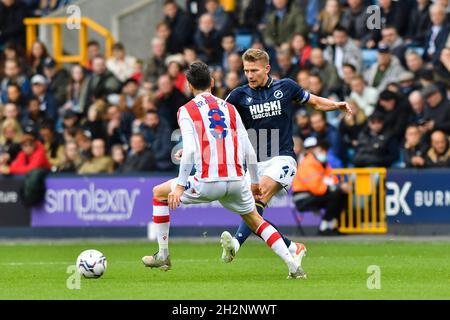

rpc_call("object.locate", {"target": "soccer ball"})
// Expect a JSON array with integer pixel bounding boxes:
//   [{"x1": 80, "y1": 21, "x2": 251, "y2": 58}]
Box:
[{"x1": 76, "y1": 249, "x2": 107, "y2": 278}]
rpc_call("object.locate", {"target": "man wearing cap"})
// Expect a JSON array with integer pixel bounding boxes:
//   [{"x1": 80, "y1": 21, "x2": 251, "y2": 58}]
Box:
[
  {"x1": 292, "y1": 137, "x2": 349, "y2": 235},
  {"x1": 43, "y1": 56, "x2": 69, "y2": 107},
  {"x1": 31, "y1": 74, "x2": 58, "y2": 120},
  {"x1": 398, "y1": 71, "x2": 417, "y2": 95},
  {"x1": 0, "y1": 126, "x2": 51, "y2": 175},
  {"x1": 364, "y1": 43, "x2": 405, "y2": 93},
  {"x1": 353, "y1": 111, "x2": 398, "y2": 167},
  {"x1": 421, "y1": 84, "x2": 450, "y2": 135}
]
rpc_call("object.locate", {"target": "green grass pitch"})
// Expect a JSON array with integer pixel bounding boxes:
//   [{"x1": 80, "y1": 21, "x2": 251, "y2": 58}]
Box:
[{"x1": 0, "y1": 239, "x2": 449, "y2": 300}]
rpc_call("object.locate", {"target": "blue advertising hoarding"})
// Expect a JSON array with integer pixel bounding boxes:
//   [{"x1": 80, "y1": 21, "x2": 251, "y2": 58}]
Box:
[{"x1": 386, "y1": 169, "x2": 450, "y2": 224}]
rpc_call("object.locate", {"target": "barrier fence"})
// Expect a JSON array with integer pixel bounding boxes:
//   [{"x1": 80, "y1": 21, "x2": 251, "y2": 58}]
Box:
[
  {"x1": 332, "y1": 168, "x2": 387, "y2": 234},
  {"x1": 24, "y1": 17, "x2": 115, "y2": 67}
]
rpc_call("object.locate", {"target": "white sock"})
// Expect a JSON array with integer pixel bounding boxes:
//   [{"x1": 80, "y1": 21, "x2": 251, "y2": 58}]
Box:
[
  {"x1": 153, "y1": 198, "x2": 170, "y2": 259},
  {"x1": 319, "y1": 220, "x2": 328, "y2": 232},
  {"x1": 232, "y1": 238, "x2": 240, "y2": 253},
  {"x1": 288, "y1": 242, "x2": 298, "y2": 255},
  {"x1": 328, "y1": 218, "x2": 338, "y2": 230},
  {"x1": 256, "y1": 221, "x2": 298, "y2": 273}
]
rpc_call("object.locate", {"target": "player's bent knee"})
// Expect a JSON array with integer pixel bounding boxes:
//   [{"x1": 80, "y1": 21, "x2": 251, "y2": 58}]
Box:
[
  {"x1": 153, "y1": 184, "x2": 167, "y2": 202},
  {"x1": 259, "y1": 179, "x2": 282, "y2": 201}
]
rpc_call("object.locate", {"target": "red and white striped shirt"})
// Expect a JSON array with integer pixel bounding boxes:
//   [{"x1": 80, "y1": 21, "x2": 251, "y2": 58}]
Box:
[{"x1": 177, "y1": 92, "x2": 257, "y2": 185}]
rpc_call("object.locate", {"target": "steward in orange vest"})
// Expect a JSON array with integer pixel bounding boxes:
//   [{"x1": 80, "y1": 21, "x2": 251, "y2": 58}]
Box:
[{"x1": 292, "y1": 137, "x2": 348, "y2": 235}]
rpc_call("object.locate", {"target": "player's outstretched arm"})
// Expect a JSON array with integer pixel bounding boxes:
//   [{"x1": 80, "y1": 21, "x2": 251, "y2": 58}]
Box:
[{"x1": 306, "y1": 94, "x2": 353, "y2": 115}]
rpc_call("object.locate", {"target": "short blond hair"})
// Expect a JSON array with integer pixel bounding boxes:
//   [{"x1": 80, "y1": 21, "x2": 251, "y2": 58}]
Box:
[
  {"x1": 242, "y1": 48, "x2": 270, "y2": 65},
  {"x1": 0, "y1": 118, "x2": 23, "y2": 144}
]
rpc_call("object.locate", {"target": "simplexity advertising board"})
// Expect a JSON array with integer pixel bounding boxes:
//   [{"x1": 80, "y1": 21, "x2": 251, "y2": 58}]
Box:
[{"x1": 26, "y1": 170, "x2": 450, "y2": 228}]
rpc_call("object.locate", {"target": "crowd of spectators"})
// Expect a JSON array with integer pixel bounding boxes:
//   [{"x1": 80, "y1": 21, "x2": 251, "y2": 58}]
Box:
[{"x1": 0, "y1": 0, "x2": 449, "y2": 176}]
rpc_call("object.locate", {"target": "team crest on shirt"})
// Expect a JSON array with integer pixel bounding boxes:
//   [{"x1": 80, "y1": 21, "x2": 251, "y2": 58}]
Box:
[
  {"x1": 274, "y1": 90, "x2": 283, "y2": 99},
  {"x1": 208, "y1": 109, "x2": 228, "y2": 139}
]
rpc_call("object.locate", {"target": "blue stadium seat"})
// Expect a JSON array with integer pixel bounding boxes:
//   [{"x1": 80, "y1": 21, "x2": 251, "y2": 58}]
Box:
[
  {"x1": 235, "y1": 33, "x2": 253, "y2": 51},
  {"x1": 362, "y1": 49, "x2": 378, "y2": 69}
]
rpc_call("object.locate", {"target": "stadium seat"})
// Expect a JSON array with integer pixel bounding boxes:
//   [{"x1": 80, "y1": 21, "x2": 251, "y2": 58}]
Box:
[
  {"x1": 362, "y1": 49, "x2": 378, "y2": 69},
  {"x1": 235, "y1": 33, "x2": 253, "y2": 51}
]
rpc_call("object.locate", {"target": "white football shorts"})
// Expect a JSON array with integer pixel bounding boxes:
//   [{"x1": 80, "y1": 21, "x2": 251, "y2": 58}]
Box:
[
  {"x1": 245, "y1": 155, "x2": 298, "y2": 200},
  {"x1": 170, "y1": 177, "x2": 255, "y2": 215}
]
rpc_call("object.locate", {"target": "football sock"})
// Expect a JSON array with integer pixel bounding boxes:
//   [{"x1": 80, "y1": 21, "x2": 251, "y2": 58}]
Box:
[
  {"x1": 319, "y1": 220, "x2": 328, "y2": 232},
  {"x1": 234, "y1": 200, "x2": 293, "y2": 251},
  {"x1": 152, "y1": 198, "x2": 170, "y2": 260},
  {"x1": 255, "y1": 200, "x2": 266, "y2": 215},
  {"x1": 265, "y1": 218, "x2": 293, "y2": 249},
  {"x1": 288, "y1": 242, "x2": 299, "y2": 254},
  {"x1": 328, "y1": 218, "x2": 338, "y2": 230},
  {"x1": 256, "y1": 220, "x2": 298, "y2": 273}
]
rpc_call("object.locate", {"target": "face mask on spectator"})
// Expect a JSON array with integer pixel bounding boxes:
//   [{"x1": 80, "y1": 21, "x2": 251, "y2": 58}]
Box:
[{"x1": 314, "y1": 152, "x2": 328, "y2": 163}]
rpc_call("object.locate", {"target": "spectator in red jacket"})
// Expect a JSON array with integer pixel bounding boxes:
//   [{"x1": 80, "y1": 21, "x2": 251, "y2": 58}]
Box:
[{"x1": 0, "y1": 126, "x2": 51, "y2": 175}]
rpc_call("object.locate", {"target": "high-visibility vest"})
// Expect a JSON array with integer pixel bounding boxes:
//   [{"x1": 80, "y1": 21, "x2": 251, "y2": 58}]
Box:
[{"x1": 292, "y1": 152, "x2": 339, "y2": 196}]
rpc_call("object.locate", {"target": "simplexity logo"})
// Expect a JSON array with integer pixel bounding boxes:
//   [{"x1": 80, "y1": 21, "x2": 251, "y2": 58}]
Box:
[{"x1": 44, "y1": 183, "x2": 141, "y2": 222}]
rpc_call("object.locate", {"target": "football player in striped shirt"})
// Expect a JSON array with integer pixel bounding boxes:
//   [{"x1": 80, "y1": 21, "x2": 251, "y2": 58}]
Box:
[{"x1": 142, "y1": 61, "x2": 307, "y2": 279}]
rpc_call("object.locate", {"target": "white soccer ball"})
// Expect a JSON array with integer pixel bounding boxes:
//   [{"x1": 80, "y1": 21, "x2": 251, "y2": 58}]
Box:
[{"x1": 76, "y1": 249, "x2": 107, "y2": 278}]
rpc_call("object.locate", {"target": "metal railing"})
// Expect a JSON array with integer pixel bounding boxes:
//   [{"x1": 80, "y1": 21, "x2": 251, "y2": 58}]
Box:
[
  {"x1": 221, "y1": 0, "x2": 235, "y2": 11},
  {"x1": 332, "y1": 168, "x2": 387, "y2": 234},
  {"x1": 24, "y1": 16, "x2": 115, "y2": 66}
]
